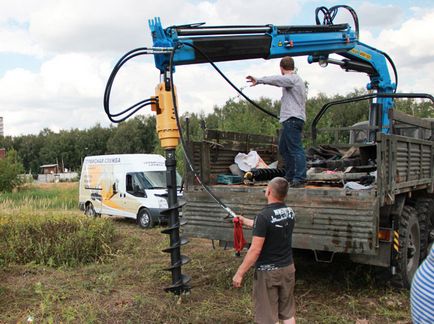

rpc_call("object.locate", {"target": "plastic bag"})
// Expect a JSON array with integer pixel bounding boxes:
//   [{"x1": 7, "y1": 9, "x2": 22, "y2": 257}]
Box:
[{"x1": 234, "y1": 151, "x2": 268, "y2": 172}]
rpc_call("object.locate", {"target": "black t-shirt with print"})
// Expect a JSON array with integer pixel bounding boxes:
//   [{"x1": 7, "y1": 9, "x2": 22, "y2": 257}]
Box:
[{"x1": 252, "y1": 202, "x2": 295, "y2": 269}]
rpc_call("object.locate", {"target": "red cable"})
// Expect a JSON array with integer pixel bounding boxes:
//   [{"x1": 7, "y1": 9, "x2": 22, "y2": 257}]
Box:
[{"x1": 233, "y1": 217, "x2": 246, "y2": 253}]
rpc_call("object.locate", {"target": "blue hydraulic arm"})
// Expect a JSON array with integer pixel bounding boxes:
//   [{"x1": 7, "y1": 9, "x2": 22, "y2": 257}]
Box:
[
  {"x1": 148, "y1": 15, "x2": 397, "y2": 135},
  {"x1": 149, "y1": 18, "x2": 357, "y2": 71}
]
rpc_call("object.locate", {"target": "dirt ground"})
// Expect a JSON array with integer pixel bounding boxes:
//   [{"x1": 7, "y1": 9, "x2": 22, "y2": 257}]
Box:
[{"x1": 0, "y1": 216, "x2": 411, "y2": 324}]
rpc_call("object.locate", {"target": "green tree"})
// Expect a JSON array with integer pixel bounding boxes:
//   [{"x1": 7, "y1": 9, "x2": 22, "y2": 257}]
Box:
[
  {"x1": 106, "y1": 116, "x2": 157, "y2": 154},
  {"x1": 0, "y1": 150, "x2": 25, "y2": 192},
  {"x1": 14, "y1": 134, "x2": 44, "y2": 174},
  {"x1": 205, "y1": 97, "x2": 280, "y2": 136},
  {"x1": 395, "y1": 98, "x2": 434, "y2": 118}
]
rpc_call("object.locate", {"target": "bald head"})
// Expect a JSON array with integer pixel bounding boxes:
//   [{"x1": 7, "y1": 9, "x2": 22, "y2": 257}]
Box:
[{"x1": 267, "y1": 177, "x2": 289, "y2": 201}]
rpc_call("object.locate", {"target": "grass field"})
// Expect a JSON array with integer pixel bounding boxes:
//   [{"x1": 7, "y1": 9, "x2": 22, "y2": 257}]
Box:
[{"x1": 0, "y1": 183, "x2": 411, "y2": 323}]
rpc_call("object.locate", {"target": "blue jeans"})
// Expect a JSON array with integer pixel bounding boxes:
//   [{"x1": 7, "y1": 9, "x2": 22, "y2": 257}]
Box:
[{"x1": 279, "y1": 117, "x2": 306, "y2": 183}]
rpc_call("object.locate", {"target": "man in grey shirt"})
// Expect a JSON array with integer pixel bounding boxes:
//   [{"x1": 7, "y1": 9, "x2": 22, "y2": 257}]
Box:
[{"x1": 247, "y1": 56, "x2": 307, "y2": 187}]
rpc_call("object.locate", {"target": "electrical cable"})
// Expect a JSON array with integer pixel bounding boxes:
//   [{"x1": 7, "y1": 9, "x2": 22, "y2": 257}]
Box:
[{"x1": 177, "y1": 42, "x2": 279, "y2": 120}]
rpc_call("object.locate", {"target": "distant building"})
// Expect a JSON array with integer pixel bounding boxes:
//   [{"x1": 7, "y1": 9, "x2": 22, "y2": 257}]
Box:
[
  {"x1": 0, "y1": 148, "x2": 5, "y2": 159},
  {"x1": 0, "y1": 117, "x2": 3, "y2": 136},
  {"x1": 40, "y1": 164, "x2": 61, "y2": 174},
  {"x1": 38, "y1": 163, "x2": 78, "y2": 183}
]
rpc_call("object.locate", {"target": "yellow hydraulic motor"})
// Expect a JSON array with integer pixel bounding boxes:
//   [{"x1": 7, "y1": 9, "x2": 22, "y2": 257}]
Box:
[{"x1": 151, "y1": 82, "x2": 180, "y2": 150}]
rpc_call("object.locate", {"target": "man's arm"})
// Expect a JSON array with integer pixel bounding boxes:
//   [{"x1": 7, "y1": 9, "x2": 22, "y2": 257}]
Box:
[
  {"x1": 236, "y1": 215, "x2": 254, "y2": 228},
  {"x1": 232, "y1": 235, "x2": 265, "y2": 288},
  {"x1": 256, "y1": 75, "x2": 296, "y2": 88}
]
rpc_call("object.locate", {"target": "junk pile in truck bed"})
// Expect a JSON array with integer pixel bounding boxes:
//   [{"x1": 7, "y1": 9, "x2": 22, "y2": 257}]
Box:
[
  {"x1": 305, "y1": 144, "x2": 377, "y2": 188},
  {"x1": 191, "y1": 130, "x2": 379, "y2": 190}
]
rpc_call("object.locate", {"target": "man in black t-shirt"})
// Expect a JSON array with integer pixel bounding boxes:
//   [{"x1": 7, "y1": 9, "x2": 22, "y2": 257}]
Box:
[{"x1": 233, "y1": 177, "x2": 296, "y2": 324}]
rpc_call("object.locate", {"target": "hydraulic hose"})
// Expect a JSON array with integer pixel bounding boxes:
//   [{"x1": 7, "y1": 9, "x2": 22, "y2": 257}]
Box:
[
  {"x1": 314, "y1": 5, "x2": 398, "y2": 91},
  {"x1": 104, "y1": 47, "x2": 160, "y2": 123},
  {"x1": 168, "y1": 47, "x2": 237, "y2": 218},
  {"x1": 178, "y1": 42, "x2": 279, "y2": 120}
]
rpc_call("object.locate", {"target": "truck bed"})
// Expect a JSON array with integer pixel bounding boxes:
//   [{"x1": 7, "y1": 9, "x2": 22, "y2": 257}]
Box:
[
  {"x1": 183, "y1": 184, "x2": 378, "y2": 255},
  {"x1": 182, "y1": 129, "x2": 433, "y2": 258}
]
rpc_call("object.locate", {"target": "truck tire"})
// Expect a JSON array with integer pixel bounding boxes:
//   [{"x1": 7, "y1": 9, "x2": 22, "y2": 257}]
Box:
[
  {"x1": 137, "y1": 208, "x2": 154, "y2": 229},
  {"x1": 392, "y1": 205, "x2": 420, "y2": 288},
  {"x1": 415, "y1": 198, "x2": 433, "y2": 260}
]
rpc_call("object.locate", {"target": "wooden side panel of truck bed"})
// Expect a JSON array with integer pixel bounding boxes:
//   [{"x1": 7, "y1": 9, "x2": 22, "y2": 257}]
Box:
[
  {"x1": 377, "y1": 133, "x2": 434, "y2": 205},
  {"x1": 182, "y1": 130, "x2": 433, "y2": 257},
  {"x1": 183, "y1": 186, "x2": 379, "y2": 255}
]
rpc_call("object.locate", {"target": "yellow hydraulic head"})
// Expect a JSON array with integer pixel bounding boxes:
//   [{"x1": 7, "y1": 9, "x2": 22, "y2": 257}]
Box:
[{"x1": 151, "y1": 82, "x2": 180, "y2": 149}]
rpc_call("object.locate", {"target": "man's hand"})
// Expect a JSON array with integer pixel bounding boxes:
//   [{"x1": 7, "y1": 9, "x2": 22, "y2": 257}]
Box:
[
  {"x1": 234, "y1": 215, "x2": 254, "y2": 228},
  {"x1": 232, "y1": 272, "x2": 244, "y2": 288},
  {"x1": 234, "y1": 215, "x2": 244, "y2": 224},
  {"x1": 246, "y1": 75, "x2": 257, "y2": 86}
]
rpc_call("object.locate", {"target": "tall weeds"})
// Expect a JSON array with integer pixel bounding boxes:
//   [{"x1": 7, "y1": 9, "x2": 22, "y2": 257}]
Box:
[
  {"x1": 0, "y1": 213, "x2": 116, "y2": 267},
  {"x1": 0, "y1": 184, "x2": 77, "y2": 211},
  {"x1": 0, "y1": 184, "x2": 116, "y2": 267}
]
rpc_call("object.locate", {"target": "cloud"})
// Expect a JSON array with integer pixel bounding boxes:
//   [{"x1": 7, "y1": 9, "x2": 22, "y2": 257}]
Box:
[
  {"x1": 0, "y1": 51, "x2": 164, "y2": 135},
  {"x1": 0, "y1": 54, "x2": 108, "y2": 135},
  {"x1": 27, "y1": 0, "x2": 302, "y2": 54},
  {"x1": 359, "y1": 8, "x2": 434, "y2": 92},
  {"x1": 0, "y1": 24, "x2": 43, "y2": 56},
  {"x1": 356, "y1": 2, "x2": 403, "y2": 28},
  {"x1": 0, "y1": 0, "x2": 41, "y2": 24},
  {"x1": 377, "y1": 10, "x2": 434, "y2": 66}
]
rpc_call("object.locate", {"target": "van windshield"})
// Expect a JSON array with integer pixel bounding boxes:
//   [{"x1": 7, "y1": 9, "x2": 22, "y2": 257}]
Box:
[{"x1": 142, "y1": 171, "x2": 182, "y2": 189}]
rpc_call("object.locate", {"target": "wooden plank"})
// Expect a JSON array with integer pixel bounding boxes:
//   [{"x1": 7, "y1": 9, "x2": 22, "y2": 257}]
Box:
[
  {"x1": 201, "y1": 142, "x2": 211, "y2": 184},
  {"x1": 390, "y1": 110, "x2": 433, "y2": 130},
  {"x1": 206, "y1": 129, "x2": 276, "y2": 145},
  {"x1": 395, "y1": 179, "x2": 433, "y2": 189}
]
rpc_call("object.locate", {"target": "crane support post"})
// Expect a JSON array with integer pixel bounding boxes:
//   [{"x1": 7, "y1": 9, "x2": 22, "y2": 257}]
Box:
[{"x1": 152, "y1": 82, "x2": 180, "y2": 149}]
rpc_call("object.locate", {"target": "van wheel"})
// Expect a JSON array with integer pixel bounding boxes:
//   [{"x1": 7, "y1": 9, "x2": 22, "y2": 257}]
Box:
[
  {"x1": 85, "y1": 203, "x2": 97, "y2": 217},
  {"x1": 392, "y1": 205, "x2": 420, "y2": 288},
  {"x1": 137, "y1": 209, "x2": 154, "y2": 229}
]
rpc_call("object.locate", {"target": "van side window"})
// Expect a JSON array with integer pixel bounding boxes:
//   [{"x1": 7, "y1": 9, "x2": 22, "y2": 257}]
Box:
[{"x1": 126, "y1": 173, "x2": 146, "y2": 197}]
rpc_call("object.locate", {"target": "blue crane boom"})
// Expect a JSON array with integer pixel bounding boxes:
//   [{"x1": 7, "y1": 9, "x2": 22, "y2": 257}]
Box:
[{"x1": 148, "y1": 15, "x2": 396, "y2": 134}]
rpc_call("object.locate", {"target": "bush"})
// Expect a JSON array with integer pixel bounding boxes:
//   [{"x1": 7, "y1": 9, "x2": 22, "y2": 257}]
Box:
[
  {"x1": 0, "y1": 214, "x2": 116, "y2": 267},
  {"x1": 0, "y1": 150, "x2": 24, "y2": 192}
]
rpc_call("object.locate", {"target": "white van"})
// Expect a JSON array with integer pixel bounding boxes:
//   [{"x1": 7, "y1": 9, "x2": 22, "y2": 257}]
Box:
[{"x1": 79, "y1": 154, "x2": 182, "y2": 228}]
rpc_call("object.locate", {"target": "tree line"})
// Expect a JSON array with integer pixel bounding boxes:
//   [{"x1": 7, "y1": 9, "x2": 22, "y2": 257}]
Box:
[{"x1": 0, "y1": 89, "x2": 432, "y2": 175}]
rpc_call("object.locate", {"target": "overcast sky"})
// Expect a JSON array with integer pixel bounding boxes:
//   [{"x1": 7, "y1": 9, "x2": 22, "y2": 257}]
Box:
[{"x1": 1, "y1": 0, "x2": 434, "y2": 136}]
